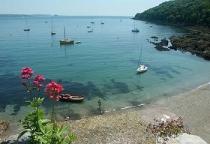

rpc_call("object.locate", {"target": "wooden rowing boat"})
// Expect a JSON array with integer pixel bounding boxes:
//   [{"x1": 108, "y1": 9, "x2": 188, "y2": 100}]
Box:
[{"x1": 59, "y1": 94, "x2": 84, "y2": 103}]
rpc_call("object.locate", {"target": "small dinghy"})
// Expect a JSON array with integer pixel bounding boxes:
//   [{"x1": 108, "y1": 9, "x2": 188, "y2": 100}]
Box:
[
  {"x1": 75, "y1": 41, "x2": 81, "y2": 44},
  {"x1": 137, "y1": 65, "x2": 148, "y2": 73},
  {"x1": 59, "y1": 94, "x2": 84, "y2": 103},
  {"x1": 132, "y1": 28, "x2": 139, "y2": 33},
  {"x1": 51, "y1": 32, "x2": 56, "y2": 35},
  {"x1": 24, "y1": 28, "x2": 30, "y2": 31},
  {"x1": 88, "y1": 29, "x2": 93, "y2": 33}
]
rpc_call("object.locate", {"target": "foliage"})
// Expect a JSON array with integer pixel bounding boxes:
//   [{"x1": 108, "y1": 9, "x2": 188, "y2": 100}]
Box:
[
  {"x1": 134, "y1": 0, "x2": 210, "y2": 26},
  {"x1": 18, "y1": 67, "x2": 76, "y2": 144},
  {"x1": 146, "y1": 117, "x2": 190, "y2": 141}
]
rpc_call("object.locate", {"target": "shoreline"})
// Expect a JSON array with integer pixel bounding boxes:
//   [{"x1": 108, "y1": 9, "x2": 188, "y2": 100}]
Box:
[
  {"x1": 1, "y1": 81, "x2": 210, "y2": 143},
  {"x1": 68, "y1": 81, "x2": 210, "y2": 143}
]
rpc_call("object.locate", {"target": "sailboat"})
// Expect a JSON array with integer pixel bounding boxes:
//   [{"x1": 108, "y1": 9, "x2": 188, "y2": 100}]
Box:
[
  {"x1": 24, "y1": 15, "x2": 30, "y2": 31},
  {"x1": 51, "y1": 17, "x2": 56, "y2": 35},
  {"x1": 136, "y1": 47, "x2": 148, "y2": 73},
  {"x1": 88, "y1": 28, "x2": 93, "y2": 33},
  {"x1": 132, "y1": 21, "x2": 139, "y2": 33},
  {"x1": 59, "y1": 27, "x2": 74, "y2": 45}
]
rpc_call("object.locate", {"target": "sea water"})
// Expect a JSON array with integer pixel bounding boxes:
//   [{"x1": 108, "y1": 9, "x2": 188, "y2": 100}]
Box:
[{"x1": 0, "y1": 15, "x2": 210, "y2": 122}]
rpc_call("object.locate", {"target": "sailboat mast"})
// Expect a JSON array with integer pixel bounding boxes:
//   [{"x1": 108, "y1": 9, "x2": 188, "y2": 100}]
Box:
[
  {"x1": 64, "y1": 26, "x2": 66, "y2": 39},
  {"x1": 138, "y1": 43, "x2": 143, "y2": 66},
  {"x1": 25, "y1": 15, "x2": 28, "y2": 29},
  {"x1": 51, "y1": 17, "x2": 53, "y2": 33},
  {"x1": 140, "y1": 46, "x2": 142, "y2": 64}
]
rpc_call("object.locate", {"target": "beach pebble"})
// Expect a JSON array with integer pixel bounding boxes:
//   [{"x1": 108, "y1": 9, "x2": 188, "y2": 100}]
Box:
[{"x1": 167, "y1": 133, "x2": 208, "y2": 144}]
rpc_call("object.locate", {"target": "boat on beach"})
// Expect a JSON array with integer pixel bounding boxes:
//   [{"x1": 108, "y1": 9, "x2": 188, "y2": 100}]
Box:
[{"x1": 59, "y1": 94, "x2": 84, "y2": 103}]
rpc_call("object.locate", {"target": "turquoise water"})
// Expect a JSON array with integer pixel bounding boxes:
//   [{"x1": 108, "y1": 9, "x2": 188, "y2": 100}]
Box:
[{"x1": 0, "y1": 15, "x2": 210, "y2": 121}]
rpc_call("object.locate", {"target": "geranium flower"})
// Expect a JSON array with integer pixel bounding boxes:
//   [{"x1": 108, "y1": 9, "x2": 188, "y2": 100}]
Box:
[
  {"x1": 21, "y1": 67, "x2": 33, "y2": 79},
  {"x1": 45, "y1": 81, "x2": 63, "y2": 101},
  {"x1": 34, "y1": 75, "x2": 45, "y2": 82},
  {"x1": 33, "y1": 75, "x2": 45, "y2": 89}
]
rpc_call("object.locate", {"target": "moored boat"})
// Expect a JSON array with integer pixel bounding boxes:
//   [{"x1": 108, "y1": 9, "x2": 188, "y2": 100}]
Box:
[
  {"x1": 132, "y1": 28, "x2": 139, "y2": 33},
  {"x1": 59, "y1": 94, "x2": 84, "y2": 103},
  {"x1": 24, "y1": 28, "x2": 30, "y2": 31},
  {"x1": 59, "y1": 27, "x2": 74, "y2": 45},
  {"x1": 75, "y1": 41, "x2": 81, "y2": 44},
  {"x1": 60, "y1": 39, "x2": 74, "y2": 45},
  {"x1": 51, "y1": 32, "x2": 56, "y2": 35},
  {"x1": 137, "y1": 65, "x2": 148, "y2": 73}
]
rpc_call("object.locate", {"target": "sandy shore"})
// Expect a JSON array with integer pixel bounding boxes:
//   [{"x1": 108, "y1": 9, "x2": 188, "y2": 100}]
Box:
[
  {"x1": 1, "y1": 82, "x2": 210, "y2": 143},
  {"x1": 155, "y1": 82, "x2": 210, "y2": 143},
  {"x1": 69, "y1": 82, "x2": 210, "y2": 144}
]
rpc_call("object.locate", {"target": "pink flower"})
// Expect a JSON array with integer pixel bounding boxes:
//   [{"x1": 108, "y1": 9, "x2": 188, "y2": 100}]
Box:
[
  {"x1": 34, "y1": 75, "x2": 45, "y2": 82},
  {"x1": 45, "y1": 81, "x2": 63, "y2": 101},
  {"x1": 33, "y1": 75, "x2": 45, "y2": 89},
  {"x1": 21, "y1": 67, "x2": 33, "y2": 79}
]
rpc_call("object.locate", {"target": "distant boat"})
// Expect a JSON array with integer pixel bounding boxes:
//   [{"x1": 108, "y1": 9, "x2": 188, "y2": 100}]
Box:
[
  {"x1": 101, "y1": 22, "x2": 104, "y2": 24},
  {"x1": 24, "y1": 29, "x2": 30, "y2": 32},
  {"x1": 87, "y1": 26, "x2": 91, "y2": 28},
  {"x1": 51, "y1": 17, "x2": 56, "y2": 35},
  {"x1": 75, "y1": 41, "x2": 81, "y2": 44},
  {"x1": 59, "y1": 27, "x2": 74, "y2": 45},
  {"x1": 23, "y1": 15, "x2": 30, "y2": 32},
  {"x1": 90, "y1": 22, "x2": 95, "y2": 24},
  {"x1": 132, "y1": 21, "x2": 139, "y2": 33},
  {"x1": 51, "y1": 32, "x2": 56, "y2": 35},
  {"x1": 88, "y1": 29, "x2": 93, "y2": 33},
  {"x1": 132, "y1": 28, "x2": 139, "y2": 33}
]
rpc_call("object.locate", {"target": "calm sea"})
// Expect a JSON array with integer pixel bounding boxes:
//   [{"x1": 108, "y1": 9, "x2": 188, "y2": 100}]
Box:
[{"x1": 0, "y1": 15, "x2": 210, "y2": 122}]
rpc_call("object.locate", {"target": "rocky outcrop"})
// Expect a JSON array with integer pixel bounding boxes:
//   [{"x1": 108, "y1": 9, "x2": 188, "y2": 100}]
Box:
[
  {"x1": 170, "y1": 27, "x2": 210, "y2": 60},
  {"x1": 149, "y1": 38, "x2": 170, "y2": 51}
]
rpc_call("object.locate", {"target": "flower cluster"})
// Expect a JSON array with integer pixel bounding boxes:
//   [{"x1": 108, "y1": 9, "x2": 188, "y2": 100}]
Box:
[
  {"x1": 21, "y1": 67, "x2": 46, "y2": 90},
  {"x1": 146, "y1": 117, "x2": 190, "y2": 140},
  {"x1": 20, "y1": 67, "x2": 64, "y2": 102},
  {"x1": 33, "y1": 75, "x2": 45, "y2": 89},
  {"x1": 21, "y1": 67, "x2": 33, "y2": 79},
  {"x1": 45, "y1": 81, "x2": 63, "y2": 101}
]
